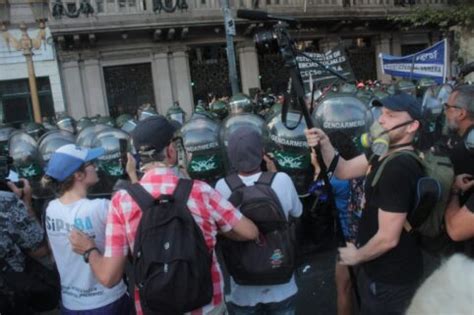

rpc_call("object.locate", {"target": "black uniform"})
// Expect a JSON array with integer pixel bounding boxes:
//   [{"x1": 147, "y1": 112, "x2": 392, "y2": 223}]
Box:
[{"x1": 448, "y1": 124, "x2": 474, "y2": 256}]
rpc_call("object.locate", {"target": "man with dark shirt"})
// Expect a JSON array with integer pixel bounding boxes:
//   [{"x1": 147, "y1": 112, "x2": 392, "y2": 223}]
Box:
[
  {"x1": 445, "y1": 173, "x2": 474, "y2": 257},
  {"x1": 305, "y1": 93, "x2": 424, "y2": 315},
  {"x1": 0, "y1": 179, "x2": 50, "y2": 313},
  {"x1": 445, "y1": 85, "x2": 474, "y2": 177},
  {"x1": 444, "y1": 85, "x2": 474, "y2": 257}
]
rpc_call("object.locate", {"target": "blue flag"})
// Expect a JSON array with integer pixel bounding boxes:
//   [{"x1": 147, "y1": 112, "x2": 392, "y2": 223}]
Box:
[{"x1": 379, "y1": 39, "x2": 447, "y2": 84}]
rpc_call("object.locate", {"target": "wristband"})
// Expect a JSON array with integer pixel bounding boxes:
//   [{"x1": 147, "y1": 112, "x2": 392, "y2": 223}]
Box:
[{"x1": 83, "y1": 247, "x2": 99, "y2": 264}]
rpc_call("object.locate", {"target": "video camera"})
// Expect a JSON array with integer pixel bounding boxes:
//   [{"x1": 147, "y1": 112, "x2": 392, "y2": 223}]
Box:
[
  {"x1": 0, "y1": 154, "x2": 24, "y2": 190},
  {"x1": 0, "y1": 155, "x2": 10, "y2": 181}
]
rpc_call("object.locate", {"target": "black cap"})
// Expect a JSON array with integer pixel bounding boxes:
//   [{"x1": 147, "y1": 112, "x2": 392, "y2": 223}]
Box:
[
  {"x1": 227, "y1": 128, "x2": 263, "y2": 173},
  {"x1": 375, "y1": 92, "x2": 422, "y2": 120},
  {"x1": 132, "y1": 116, "x2": 177, "y2": 154}
]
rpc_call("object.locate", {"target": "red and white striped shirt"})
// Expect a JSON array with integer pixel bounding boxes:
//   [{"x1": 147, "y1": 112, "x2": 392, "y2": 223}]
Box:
[{"x1": 104, "y1": 167, "x2": 242, "y2": 315}]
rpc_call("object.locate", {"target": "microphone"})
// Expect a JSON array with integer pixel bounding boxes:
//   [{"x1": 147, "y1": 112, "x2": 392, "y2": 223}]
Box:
[{"x1": 236, "y1": 9, "x2": 297, "y2": 23}]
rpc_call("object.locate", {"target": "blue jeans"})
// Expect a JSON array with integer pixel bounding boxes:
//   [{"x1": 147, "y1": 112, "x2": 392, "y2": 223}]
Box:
[
  {"x1": 61, "y1": 293, "x2": 131, "y2": 315},
  {"x1": 228, "y1": 295, "x2": 296, "y2": 315}
]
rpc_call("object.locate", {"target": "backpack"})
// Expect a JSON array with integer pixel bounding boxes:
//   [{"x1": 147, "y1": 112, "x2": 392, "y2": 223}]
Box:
[
  {"x1": 371, "y1": 150, "x2": 454, "y2": 254},
  {"x1": 219, "y1": 172, "x2": 296, "y2": 285},
  {"x1": 125, "y1": 179, "x2": 213, "y2": 314}
]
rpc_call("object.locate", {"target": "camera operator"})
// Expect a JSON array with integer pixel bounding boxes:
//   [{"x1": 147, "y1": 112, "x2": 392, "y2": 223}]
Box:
[{"x1": 0, "y1": 174, "x2": 51, "y2": 314}]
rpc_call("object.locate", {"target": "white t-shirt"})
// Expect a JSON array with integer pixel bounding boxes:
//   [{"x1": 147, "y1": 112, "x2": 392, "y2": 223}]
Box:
[
  {"x1": 215, "y1": 172, "x2": 303, "y2": 306},
  {"x1": 46, "y1": 198, "x2": 127, "y2": 310}
]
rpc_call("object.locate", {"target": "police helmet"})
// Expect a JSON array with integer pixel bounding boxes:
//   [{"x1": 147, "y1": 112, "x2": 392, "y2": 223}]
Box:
[
  {"x1": 22, "y1": 122, "x2": 46, "y2": 141},
  {"x1": 76, "y1": 124, "x2": 112, "y2": 148},
  {"x1": 312, "y1": 94, "x2": 373, "y2": 146},
  {"x1": 228, "y1": 93, "x2": 254, "y2": 114},
  {"x1": 181, "y1": 116, "x2": 224, "y2": 185},
  {"x1": 8, "y1": 132, "x2": 42, "y2": 179},
  {"x1": 56, "y1": 115, "x2": 77, "y2": 134},
  {"x1": 92, "y1": 128, "x2": 131, "y2": 177},
  {"x1": 77, "y1": 117, "x2": 94, "y2": 133},
  {"x1": 209, "y1": 100, "x2": 229, "y2": 121},
  {"x1": 38, "y1": 130, "x2": 76, "y2": 164}
]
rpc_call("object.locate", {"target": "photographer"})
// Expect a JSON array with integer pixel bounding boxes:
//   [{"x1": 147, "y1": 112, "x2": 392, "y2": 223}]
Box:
[{"x1": 0, "y1": 175, "x2": 51, "y2": 314}]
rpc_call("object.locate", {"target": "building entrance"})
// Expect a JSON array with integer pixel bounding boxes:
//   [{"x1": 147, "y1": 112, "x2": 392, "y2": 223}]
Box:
[{"x1": 103, "y1": 63, "x2": 155, "y2": 117}]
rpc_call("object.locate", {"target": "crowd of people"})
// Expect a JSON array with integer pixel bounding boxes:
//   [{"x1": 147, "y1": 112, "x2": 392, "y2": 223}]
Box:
[{"x1": 0, "y1": 79, "x2": 473, "y2": 315}]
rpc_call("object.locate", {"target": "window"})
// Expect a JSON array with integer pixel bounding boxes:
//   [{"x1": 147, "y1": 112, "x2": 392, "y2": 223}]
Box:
[
  {"x1": 0, "y1": 77, "x2": 55, "y2": 126},
  {"x1": 95, "y1": 0, "x2": 105, "y2": 12}
]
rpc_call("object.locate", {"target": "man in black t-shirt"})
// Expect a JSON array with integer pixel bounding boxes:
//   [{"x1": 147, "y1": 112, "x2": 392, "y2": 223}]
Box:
[
  {"x1": 444, "y1": 85, "x2": 474, "y2": 256},
  {"x1": 305, "y1": 93, "x2": 424, "y2": 315},
  {"x1": 445, "y1": 85, "x2": 474, "y2": 179}
]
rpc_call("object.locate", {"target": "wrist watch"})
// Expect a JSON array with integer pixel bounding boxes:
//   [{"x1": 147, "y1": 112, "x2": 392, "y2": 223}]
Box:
[{"x1": 83, "y1": 247, "x2": 99, "y2": 263}]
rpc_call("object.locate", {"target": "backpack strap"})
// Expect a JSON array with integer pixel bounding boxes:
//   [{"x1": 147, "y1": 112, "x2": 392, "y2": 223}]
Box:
[
  {"x1": 224, "y1": 174, "x2": 245, "y2": 192},
  {"x1": 371, "y1": 150, "x2": 422, "y2": 188},
  {"x1": 256, "y1": 172, "x2": 276, "y2": 186},
  {"x1": 225, "y1": 174, "x2": 245, "y2": 207},
  {"x1": 172, "y1": 179, "x2": 193, "y2": 210},
  {"x1": 125, "y1": 183, "x2": 155, "y2": 213}
]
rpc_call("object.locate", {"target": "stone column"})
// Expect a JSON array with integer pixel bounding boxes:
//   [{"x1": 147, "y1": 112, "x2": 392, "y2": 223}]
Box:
[
  {"x1": 152, "y1": 49, "x2": 174, "y2": 115},
  {"x1": 375, "y1": 35, "x2": 392, "y2": 84},
  {"x1": 391, "y1": 33, "x2": 402, "y2": 57},
  {"x1": 170, "y1": 48, "x2": 194, "y2": 116},
  {"x1": 60, "y1": 55, "x2": 87, "y2": 119},
  {"x1": 237, "y1": 41, "x2": 261, "y2": 95},
  {"x1": 82, "y1": 56, "x2": 108, "y2": 116}
]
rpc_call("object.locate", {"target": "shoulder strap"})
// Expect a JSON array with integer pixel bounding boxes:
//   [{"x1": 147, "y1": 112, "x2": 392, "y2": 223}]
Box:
[
  {"x1": 256, "y1": 172, "x2": 276, "y2": 186},
  {"x1": 172, "y1": 179, "x2": 193, "y2": 210},
  {"x1": 224, "y1": 174, "x2": 245, "y2": 192},
  {"x1": 125, "y1": 183, "x2": 155, "y2": 213},
  {"x1": 371, "y1": 150, "x2": 422, "y2": 187}
]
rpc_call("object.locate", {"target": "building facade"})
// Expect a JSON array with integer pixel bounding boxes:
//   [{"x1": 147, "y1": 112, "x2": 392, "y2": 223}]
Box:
[
  {"x1": 46, "y1": 0, "x2": 448, "y2": 119},
  {"x1": 0, "y1": 25, "x2": 66, "y2": 125}
]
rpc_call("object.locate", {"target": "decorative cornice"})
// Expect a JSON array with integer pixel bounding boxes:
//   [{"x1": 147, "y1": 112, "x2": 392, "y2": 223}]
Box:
[
  {"x1": 58, "y1": 52, "x2": 80, "y2": 64},
  {"x1": 52, "y1": 0, "x2": 94, "y2": 19}
]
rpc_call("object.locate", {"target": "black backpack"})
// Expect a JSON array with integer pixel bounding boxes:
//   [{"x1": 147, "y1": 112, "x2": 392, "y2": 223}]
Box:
[
  {"x1": 125, "y1": 179, "x2": 213, "y2": 314},
  {"x1": 219, "y1": 172, "x2": 296, "y2": 285}
]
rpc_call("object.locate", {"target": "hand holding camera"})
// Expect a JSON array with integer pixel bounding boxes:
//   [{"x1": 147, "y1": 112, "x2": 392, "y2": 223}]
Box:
[{"x1": 7, "y1": 178, "x2": 32, "y2": 204}]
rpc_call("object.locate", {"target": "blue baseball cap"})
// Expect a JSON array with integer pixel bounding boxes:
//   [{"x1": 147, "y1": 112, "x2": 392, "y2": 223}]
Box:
[
  {"x1": 375, "y1": 92, "x2": 422, "y2": 120},
  {"x1": 45, "y1": 144, "x2": 104, "y2": 182}
]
